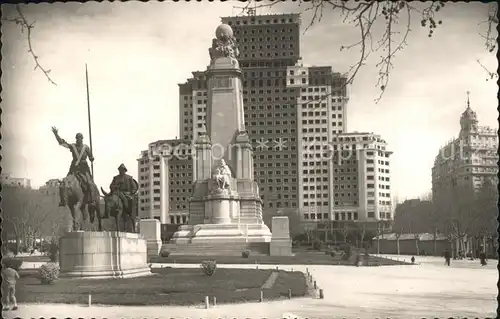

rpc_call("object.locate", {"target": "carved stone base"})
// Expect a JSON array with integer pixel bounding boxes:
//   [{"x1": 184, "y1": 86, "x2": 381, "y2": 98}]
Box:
[
  {"x1": 59, "y1": 231, "x2": 151, "y2": 279},
  {"x1": 170, "y1": 223, "x2": 272, "y2": 244}
]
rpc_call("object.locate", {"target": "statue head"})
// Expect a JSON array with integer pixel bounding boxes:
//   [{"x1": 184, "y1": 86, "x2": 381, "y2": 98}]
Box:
[
  {"x1": 220, "y1": 159, "x2": 227, "y2": 166},
  {"x1": 215, "y1": 24, "x2": 233, "y2": 41},
  {"x1": 118, "y1": 163, "x2": 128, "y2": 175},
  {"x1": 75, "y1": 133, "x2": 83, "y2": 143}
]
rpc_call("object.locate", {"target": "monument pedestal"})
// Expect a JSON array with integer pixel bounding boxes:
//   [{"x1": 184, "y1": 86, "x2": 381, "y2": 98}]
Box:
[
  {"x1": 59, "y1": 231, "x2": 151, "y2": 279},
  {"x1": 269, "y1": 216, "x2": 293, "y2": 256},
  {"x1": 139, "y1": 219, "x2": 162, "y2": 259},
  {"x1": 170, "y1": 223, "x2": 271, "y2": 244}
]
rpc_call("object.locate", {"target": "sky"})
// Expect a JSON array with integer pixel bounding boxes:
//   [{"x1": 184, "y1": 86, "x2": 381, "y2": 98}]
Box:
[{"x1": 1, "y1": 1, "x2": 498, "y2": 201}]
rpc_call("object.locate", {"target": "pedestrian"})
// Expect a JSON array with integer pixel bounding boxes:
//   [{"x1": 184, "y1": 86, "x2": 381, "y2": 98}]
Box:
[
  {"x1": 444, "y1": 249, "x2": 451, "y2": 266},
  {"x1": 479, "y1": 251, "x2": 487, "y2": 266},
  {"x1": 411, "y1": 256, "x2": 415, "y2": 264},
  {"x1": 1, "y1": 260, "x2": 19, "y2": 311}
]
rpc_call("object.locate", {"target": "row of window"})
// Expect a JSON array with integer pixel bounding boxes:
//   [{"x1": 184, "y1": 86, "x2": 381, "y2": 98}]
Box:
[{"x1": 228, "y1": 17, "x2": 296, "y2": 26}]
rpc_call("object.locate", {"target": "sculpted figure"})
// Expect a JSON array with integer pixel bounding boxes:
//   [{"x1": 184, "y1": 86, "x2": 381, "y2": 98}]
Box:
[
  {"x1": 212, "y1": 159, "x2": 232, "y2": 191},
  {"x1": 208, "y1": 24, "x2": 239, "y2": 61},
  {"x1": 51, "y1": 127, "x2": 94, "y2": 207},
  {"x1": 100, "y1": 164, "x2": 139, "y2": 232},
  {"x1": 52, "y1": 126, "x2": 102, "y2": 231}
]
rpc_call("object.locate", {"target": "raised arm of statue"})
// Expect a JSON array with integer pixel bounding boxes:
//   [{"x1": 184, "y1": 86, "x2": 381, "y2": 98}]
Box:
[{"x1": 51, "y1": 126, "x2": 69, "y2": 149}]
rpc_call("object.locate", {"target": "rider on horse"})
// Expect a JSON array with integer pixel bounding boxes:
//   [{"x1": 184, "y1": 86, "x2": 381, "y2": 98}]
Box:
[
  {"x1": 109, "y1": 164, "x2": 138, "y2": 219},
  {"x1": 51, "y1": 127, "x2": 95, "y2": 207}
]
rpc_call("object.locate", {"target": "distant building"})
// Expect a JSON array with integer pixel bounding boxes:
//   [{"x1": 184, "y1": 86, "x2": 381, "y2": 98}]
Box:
[
  {"x1": 136, "y1": 139, "x2": 192, "y2": 224},
  {"x1": 370, "y1": 232, "x2": 450, "y2": 256},
  {"x1": 326, "y1": 132, "x2": 393, "y2": 226},
  {"x1": 39, "y1": 179, "x2": 60, "y2": 195},
  {"x1": 0, "y1": 173, "x2": 31, "y2": 188},
  {"x1": 432, "y1": 93, "x2": 498, "y2": 199}
]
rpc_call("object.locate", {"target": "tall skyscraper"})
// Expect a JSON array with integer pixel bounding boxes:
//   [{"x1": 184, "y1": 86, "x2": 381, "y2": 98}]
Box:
[{"x1": 138, "y1": 12, "x2": 391, "y2": 230}]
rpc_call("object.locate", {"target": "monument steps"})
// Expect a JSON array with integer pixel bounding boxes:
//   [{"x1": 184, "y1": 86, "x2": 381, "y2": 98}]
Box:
[{"x1": 161, "y1": 242, "x2": 270, "y2": 256}]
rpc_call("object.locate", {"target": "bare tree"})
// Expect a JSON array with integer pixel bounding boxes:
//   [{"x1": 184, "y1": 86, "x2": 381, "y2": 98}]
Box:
[
  {"x1": 240, "y1": 1, "x2": 498, "y2": 103},
  {"x1": 2, "y1": 185, "x2": 64, "y2": 253},
  {"x1": 2, "y1": 4, "x2": 57, "y2": 85}
]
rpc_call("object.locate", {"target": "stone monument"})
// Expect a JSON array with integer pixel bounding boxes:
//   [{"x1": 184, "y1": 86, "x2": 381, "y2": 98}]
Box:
[
  {"x1": 57, "y1": 165, "x2": 151, "y2": 278},
  {"x1": 59, "y1": 231, "x2": 151, "y2": 279},
  {"x1": 139, "y1": 218, "x2": 162, "y2": 258},
  {"x1": 270, "y1": 216, "x2": 293, "y2": 256},
  {"x1": 170, "y1": 23, "x2": 272, "y2": 249}
]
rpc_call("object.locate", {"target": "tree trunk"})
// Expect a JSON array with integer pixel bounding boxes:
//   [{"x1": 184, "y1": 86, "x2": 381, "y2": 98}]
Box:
[
  {"x1": 396, "y1": 238, "x2": 400, "y2": 255},
  {"x1": 415, "y1": 238, "x2": 420, "y2": 256}
]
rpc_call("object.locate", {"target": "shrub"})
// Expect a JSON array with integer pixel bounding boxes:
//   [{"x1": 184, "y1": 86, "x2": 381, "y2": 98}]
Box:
[
  {"x1": 241, "y1": 250, "x2": 250, "y2": 258},
  {"x1": 39, "y1": 262, "x2": 60, "y2": 285},
  {"x1": 160, "y1": 250, "x2": 170, "y2": 258},
  {"x1": 2, "y1": 258, "x2": 23, "y2": 271},
  {"x1": 200, "y1": 260, "x2": 217, "y2": 276},
  {"x1": 330, "y1": 251, "x2": 336, "y2": 257}
]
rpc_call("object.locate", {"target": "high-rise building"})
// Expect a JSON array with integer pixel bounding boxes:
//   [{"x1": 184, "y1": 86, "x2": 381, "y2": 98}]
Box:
[
  {"x1": 432, "y1": 94, "x2": 498, "y2": 199},
  {"x1": 326, "y1": 132, "x2": 393, "y2": 224},
  {"x1": 137, "y1": 139, "x2": 193, "y2": 223},
  {"x1": 139, "y1": 12, "x2": 393, "y2": 230},
  {"x1": 176, "y1": 13, "x2": 348, "y2": 212}
]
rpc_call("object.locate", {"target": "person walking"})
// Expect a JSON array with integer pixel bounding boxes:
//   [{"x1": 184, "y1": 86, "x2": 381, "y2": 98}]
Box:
[
  {"x1": 1, "y1": 261, "x2": 20, "y2": 311},
  {"x1": 444, "y1": 249, "x2": 451, "y2": 266},
  {"x1": 479, "y1": 251, "x2": 487, "y2": 266}
]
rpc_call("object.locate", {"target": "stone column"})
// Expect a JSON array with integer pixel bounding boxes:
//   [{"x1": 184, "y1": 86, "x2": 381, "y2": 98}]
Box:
[
  {"x1": 159, "y1": 156, "x2": 168, "y2": 224},
  {"x1": 148, "y1": 155, "x2": 155, "y2": 219},
  {"x1": 195, "y1": 134, "x2": 212, "y2": 181}
]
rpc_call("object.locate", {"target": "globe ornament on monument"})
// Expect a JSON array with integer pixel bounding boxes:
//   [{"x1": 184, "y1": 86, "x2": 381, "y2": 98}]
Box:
[
  {"x1": 209, "y1": 23, "x2": 240, "y2": 65},
  {"x1": 215, "y1": 23, "x2": 234, "y2": 40}
]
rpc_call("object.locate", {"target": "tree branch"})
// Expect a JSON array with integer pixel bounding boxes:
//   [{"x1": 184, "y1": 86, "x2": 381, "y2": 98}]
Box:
[
  {"x1": 2, "y1": 4, "x2": 57, "y2": 85},
  {"x1": 242, "y1": 0, "x2": 498, "y2": 105}
]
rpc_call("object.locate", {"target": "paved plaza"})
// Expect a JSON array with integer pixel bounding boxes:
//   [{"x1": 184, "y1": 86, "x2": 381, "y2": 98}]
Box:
[{"x1": 5, "y1": 255, "x2": 496, "y2": 319}]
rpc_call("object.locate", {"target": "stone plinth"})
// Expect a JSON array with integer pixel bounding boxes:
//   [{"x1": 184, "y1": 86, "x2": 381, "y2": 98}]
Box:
[
  {"x1": 59, "y1": 231, "x2": 151, "y2": 279},
  {"x1": 270, "y1": 216, "x2": 292, "y2": 256},
  {"x1": 170, "y1": 223, "x2": 271, "y2": 244},
  {"x1": 204, "y1": 190, "x2": 240, "y2": 224},
  {"x1": 139, "y1": 219, "x2": 162, "y2": 259}
]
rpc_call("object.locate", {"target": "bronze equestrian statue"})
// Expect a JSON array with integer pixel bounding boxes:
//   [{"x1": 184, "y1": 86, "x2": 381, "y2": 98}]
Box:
[
  {"x1": 51, "y1": 127, "x2": 102, "y2": 231},
  {"x1": 101, "y1": 164, "x2": 139, "y2": 232}
]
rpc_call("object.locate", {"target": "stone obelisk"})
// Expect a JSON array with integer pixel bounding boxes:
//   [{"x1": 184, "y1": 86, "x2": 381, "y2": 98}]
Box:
[{"x1": 170, "y1": 23, "x2": 271, "y2": 246}]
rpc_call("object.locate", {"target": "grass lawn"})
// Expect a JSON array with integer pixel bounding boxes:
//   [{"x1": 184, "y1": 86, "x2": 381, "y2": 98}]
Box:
[
  {"x1": 17, "y1": 268, "x2": 307, "y2": 306},
  {"x1": 151, "y1": 252, "x2": 409, "y2": 266}
]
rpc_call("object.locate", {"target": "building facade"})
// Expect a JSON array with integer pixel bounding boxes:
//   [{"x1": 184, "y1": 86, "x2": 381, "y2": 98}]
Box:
[
  {"x1": 0, "y1": 173, "x2": 31, "y2": 188},
  {"x1": 432, "y1": 96, "x2": 498, "y2": 200},
  {"x1": 138, "y1": 12, "x2": 393, "y2": 229},
  {"x1": 327, "y1": 132, "x2": 393, "y2": 224},
  {"x1": 137, "y1": 139, "x2": 193, "y2": 224}
]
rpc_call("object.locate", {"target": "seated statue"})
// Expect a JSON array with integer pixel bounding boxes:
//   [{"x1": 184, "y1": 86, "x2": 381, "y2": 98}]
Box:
[
  {"x1": 109, "y1": 164, "x2": 138, "y2": 219},
  {"x1": 212, "y1": 159, "x2": 232, "y2": 191}
]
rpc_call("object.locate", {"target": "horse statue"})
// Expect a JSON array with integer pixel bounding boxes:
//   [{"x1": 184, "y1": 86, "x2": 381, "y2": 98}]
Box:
[
  {"x1": 59, "y1": 174, "x2": 102, "y2": 231},
  {"x1": 100, "y1": 182, "x2": 138, "y2": 233}
]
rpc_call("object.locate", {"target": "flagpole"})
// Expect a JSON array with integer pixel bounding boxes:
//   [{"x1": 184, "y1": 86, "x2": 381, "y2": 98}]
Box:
[{"x1": 85, "y1": 63, "x2": 94, "y2": 180}]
